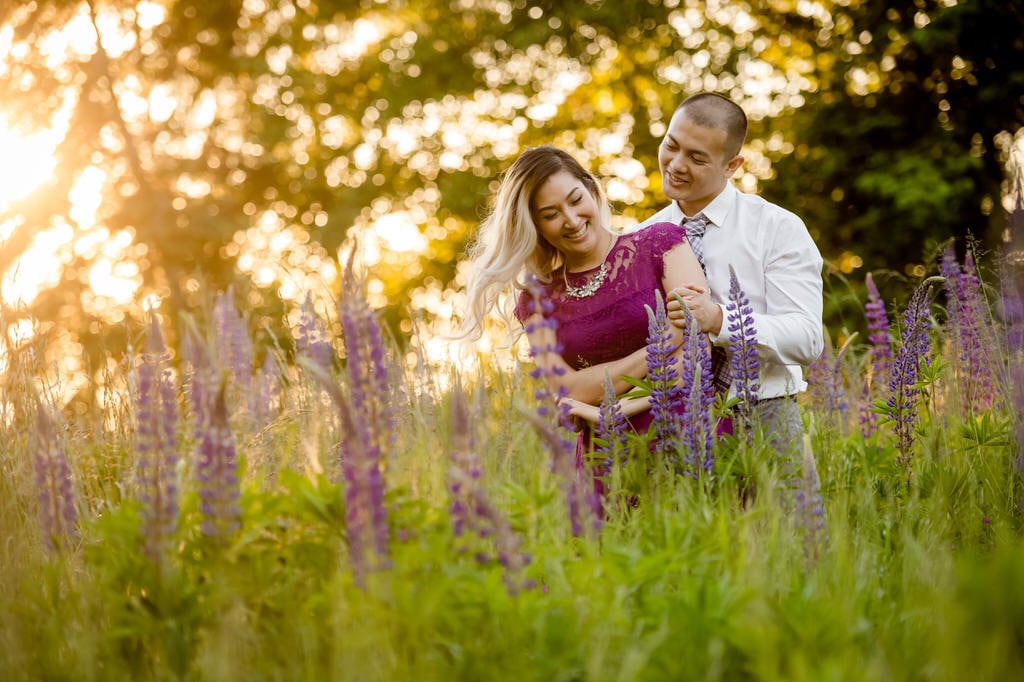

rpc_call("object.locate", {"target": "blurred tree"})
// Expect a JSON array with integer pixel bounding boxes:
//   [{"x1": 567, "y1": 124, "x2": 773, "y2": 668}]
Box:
[
  {"x1": 758, "y1": 0, "x2": 1024, "y2": 280},
  {"x1": 0, "y1": 0, "x2": 1021, "y2": 402}
]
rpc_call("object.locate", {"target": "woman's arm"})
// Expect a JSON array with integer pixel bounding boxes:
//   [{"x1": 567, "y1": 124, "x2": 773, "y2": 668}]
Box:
[
  {"x1": 522, "y1": 236, "x2": 706, "y2": 406},
  {"x1": 521, "y1": 315, "x2": 657, "y2": 404}
]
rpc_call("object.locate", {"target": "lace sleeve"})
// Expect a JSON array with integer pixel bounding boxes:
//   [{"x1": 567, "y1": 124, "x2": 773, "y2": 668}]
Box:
[{"x1": 637, "y1": 221, "x2": 687, "y2": 279}]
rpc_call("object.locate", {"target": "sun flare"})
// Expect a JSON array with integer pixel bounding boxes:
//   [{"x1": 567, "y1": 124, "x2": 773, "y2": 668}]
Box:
[{"x1": 0, "y1": 117, "x2": 59, "y2": 214}]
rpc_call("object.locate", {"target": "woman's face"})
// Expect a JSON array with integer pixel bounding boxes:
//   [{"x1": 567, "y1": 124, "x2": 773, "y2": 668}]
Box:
[{"x1": 530, "y1": 170, "x2": 606, "y2": 270}]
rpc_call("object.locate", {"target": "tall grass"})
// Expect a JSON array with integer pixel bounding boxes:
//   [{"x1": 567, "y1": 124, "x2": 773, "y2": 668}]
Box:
[{"x1": 1, "y1": 251, "x2": 1022, "y2": 681}]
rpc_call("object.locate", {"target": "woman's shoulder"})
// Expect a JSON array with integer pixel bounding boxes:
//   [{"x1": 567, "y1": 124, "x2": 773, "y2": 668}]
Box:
[{"x1": 628, "y1": 221, "x2": 687, "y2": 252}]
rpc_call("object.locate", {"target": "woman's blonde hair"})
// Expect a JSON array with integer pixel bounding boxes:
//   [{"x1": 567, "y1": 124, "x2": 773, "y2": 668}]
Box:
[{"x1": 458, "y1": 145, "x2": 613, "y2": 340}]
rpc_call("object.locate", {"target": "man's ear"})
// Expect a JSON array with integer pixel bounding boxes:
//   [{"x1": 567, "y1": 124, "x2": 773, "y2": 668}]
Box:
[{"x1": 726, "y1": 155, "x2": 744, "y2": 176}]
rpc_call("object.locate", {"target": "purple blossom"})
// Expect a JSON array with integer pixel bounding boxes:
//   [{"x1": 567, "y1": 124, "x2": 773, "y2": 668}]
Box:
[
  {"x1": 253, "y1": 352, "x2": 281, "y2": 430},
  {"x1": 304, "y1": 362, "x2": 390, "y2": 586},
  {"x1": 449, "y1": 381, "x2": 532, "y2": 594},
  {"x1": 297, "y1": 292, "x2": 334, "y2": 369},
  {"x1": 807, "y1": 333, "x2": 848, "y2": 415},
  {"x1": 941, "y1": 246, "x2": 998, "y2": 414},
  {"x1": 793, "y1": 440, "x2": 828, "y2": 568},
  {"x1": 595, "y1": 373, "x2": 629, "y2": 461},
  {"x1": 214, "y1": 287, "x2": 254, "y2": 410},
  {"x1": 33, "y1": 399, "x2": 79, "y2": 553},
  {"x1": 726, "y1": 265, "x2": 760, "y2": 419},
  {"x1": 885, "y1": 281, "x2": 934, "y2": 469},
  {"x1": 195, "y1": 383, "x2": 241, "y2": 540},
  {"x1": 676, "y1": 307, "x2": 715, "y2": 475},
  {"x1": 340, "y1": 263, "x2": 396, "y2": 466},
  {"x1": 136, "y1": 315, "x2": 180, "y2": 559},
  {"x1": 860, "y1": 273, "x2": 892, "y2": 439},
  {"x1": 1001, "y1": 258, "x2": 1024, "y2": 480},
  {"x1": 182, "y1": 320, "x2": 216, "y2": 441},
  {"x1": 644, "y1": 289, "x2": 684, "y2": 458},
  {"x1": 521, "y1": 274, "x2": 601, "y2": 537}
]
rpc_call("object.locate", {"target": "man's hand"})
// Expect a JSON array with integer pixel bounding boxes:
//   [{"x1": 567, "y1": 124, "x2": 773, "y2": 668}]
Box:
[{"x1": 667, "y1": 284, "x2": 723, "y2": 336}]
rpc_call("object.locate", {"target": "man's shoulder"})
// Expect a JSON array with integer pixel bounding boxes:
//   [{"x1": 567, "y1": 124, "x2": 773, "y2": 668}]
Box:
[{"x1": 733, "y1": 188, "x2": 806, "y2": 228}]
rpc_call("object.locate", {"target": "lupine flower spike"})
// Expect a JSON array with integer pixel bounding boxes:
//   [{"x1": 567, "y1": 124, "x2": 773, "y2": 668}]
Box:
[
  {"x1": 794, "y1": 435, "x2": 828, "y2": 568},
  {"x1": 33, "y1": 397, "x2": 79, "y2": 553},
  {"x1": 941, "y1": 245, "x2": 998, "y2": 415},
  {"x1": 449, "y1": 381, "x2": 532, "y2": 594},
  {"x1": 303, "y1": 361, "x2": 390, "y2": 586},
  {"x1": 860, "y1": 273, "x2": 892, "y2": 439},
  {"x1": 214, "y1": 288, "x2": 256, "y2": 421},
  {"x1": 195, "y1": 381, "x2": 242, "y2": 540},
  {"x1": 726, "y1": 265, "x2": 760, "y2": 421},
  {"x1": 340, "y1": 251, "x2": 396, "y2": 472},
  {"x1": 297, "y1": 292, "x2": 334, "y2": 369},
  {"x1": 673, "y1": 300, "x2": 715, "y2": 476},
  {"x1": 807, "y1": 329, "x2": 850, "y2": 430},
  {"x1": 594, "y1": 373, "x2": 630, "y2": 468},
  {"x1": 885, "y1": 281, "x2": 935, "y2": 471},
  {"x1": 520, "y1": 274, "x2": 601, "y2": 537},
  {"x1": 644, "y1": 289, "x2": 685, "y2": 459},
  {"x1": 136, "y1": 315, "x2": 181, "y2": 560}
]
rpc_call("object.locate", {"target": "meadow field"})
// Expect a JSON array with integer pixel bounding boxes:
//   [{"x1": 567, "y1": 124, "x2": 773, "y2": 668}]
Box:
[{"x1": 2, "y1": 247, "x2": 1022, "y2": 682}]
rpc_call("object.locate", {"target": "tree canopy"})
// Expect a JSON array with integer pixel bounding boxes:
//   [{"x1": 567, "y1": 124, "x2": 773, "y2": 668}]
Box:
[{"x1": 1, "y1": 0, "x2": 1022, "y2": 389}]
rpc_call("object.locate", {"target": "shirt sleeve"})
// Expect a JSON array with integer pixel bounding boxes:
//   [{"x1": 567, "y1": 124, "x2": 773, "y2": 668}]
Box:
[{"x1": 712, "y1": 212, "x2": 824, "y2": 367}]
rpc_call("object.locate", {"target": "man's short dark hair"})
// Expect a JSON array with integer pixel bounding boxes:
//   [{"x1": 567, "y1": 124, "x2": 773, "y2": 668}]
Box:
[{"x1": 677, "y1": 93, "x2": 748, "y2": 158}]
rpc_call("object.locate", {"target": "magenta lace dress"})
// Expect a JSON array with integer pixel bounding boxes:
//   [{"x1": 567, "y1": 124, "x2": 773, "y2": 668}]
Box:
[{"x1": 515, "y1": 221, "x2": 689, "y2": 435}]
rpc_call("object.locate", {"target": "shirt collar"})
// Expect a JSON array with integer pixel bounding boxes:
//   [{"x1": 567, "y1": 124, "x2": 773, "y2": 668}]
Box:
[{"x1": 672, "y1": 182, "x2": 737, "y2": 229}]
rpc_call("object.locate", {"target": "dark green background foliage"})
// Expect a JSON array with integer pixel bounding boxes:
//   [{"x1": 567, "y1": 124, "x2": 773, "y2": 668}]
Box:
[{"x1": 1, "y1": 0, "x2": 1022, "y2": 354}]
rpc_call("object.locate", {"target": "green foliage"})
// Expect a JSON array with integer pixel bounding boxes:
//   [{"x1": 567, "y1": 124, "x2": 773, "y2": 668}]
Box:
[{"x1": 3, "y1": 269, "x2": 1024, "y2": 681}]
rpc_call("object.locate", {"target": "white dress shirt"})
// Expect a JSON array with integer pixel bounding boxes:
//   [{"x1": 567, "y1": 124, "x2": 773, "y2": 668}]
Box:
[{"x1": 638, "y1": 183, "x2": 824, "y2": 399}]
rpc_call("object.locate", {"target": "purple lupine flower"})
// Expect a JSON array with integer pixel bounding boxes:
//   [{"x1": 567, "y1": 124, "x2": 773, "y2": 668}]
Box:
[
  {"x1": 297, "y1": 292, "x2": 334, "y2": 369},
  {"x1": 195, "y1": 383, "x2": 241, "y2": 540},
  {"x1": 449, "y1": 381, "x2": 532, "y2": 594},
  {"x1": 885, "y1": 281, "x2": 934, "y2": 469},
  {"x1": 676, "y1": 308, "x2": 715, "y2": 476},
  {"x1": 214, "y1": 288, "x2": 259, "y2": 425},
  {"x1": 726, "y1": 265, "x2": 760, "y2": 419},
  {"x1": 253, "y1": 352, "x2": 281, "y2": 431},
  {"x1": 339, "y1": 264, "x2": 395, "y2": 563},
  {"x1": 959, "y1": 251, "x2": 998, "y2": 412},
  {"x1": 1001, "y1": 253, "x2": 1024, "y2": 480},
  {"x1": 303, "y1": 361, "x2": 390, "y2": 586},
  {"x1": 136, "y1": 315, "x2": 180, "y2": 559},
  {"x1": 807, "y1": 334, "x2": 848, "y2": 415},
  {"x1": 33, "y1": 399, "x2": 79, "y2": 553},
  {"x1": 340, "y1": 264, "x2": 396, "y2": 466},
  {"x1": 521, "y1": 274, "x2": 601, "y2": 537},
  {"x1": 793, "y1": 438, "x2": 828, "y2": 568},
  {"x1": 595, "y1": 373, "x2": 630, "y2": 460},
  {"x1": 182, "y1": 320, "x2": 216, "y2": 441},
  {"x1": 644, "y1": 289, "x2": 684, "y2": 458},
  {"x1": 860, "y1": 273, "x2": 892, "y2": 439}
]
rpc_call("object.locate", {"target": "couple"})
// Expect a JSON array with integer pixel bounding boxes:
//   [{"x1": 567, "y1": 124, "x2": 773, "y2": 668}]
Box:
[{"x1": 461, "y1": 93, "x2": 824, "y2": 456}]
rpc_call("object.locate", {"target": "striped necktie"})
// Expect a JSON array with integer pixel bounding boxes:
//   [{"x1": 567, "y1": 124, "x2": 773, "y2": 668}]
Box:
[
  {"x1": 683, "y1": 213, "x2": 710, "y2": 269},
  {"x1": 682, "y1": 213, "x2": 731, "y2": 396}
]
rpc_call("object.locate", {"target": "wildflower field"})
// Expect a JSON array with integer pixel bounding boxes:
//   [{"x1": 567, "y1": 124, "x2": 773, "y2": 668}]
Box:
[{"x1": 3, "y1": 245, "x2": 1024, "y2": 682}]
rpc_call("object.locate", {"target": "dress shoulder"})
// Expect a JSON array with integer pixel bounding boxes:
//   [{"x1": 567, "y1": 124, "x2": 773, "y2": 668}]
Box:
[{"x1": 634, "y1": 221, "x2": 688, "y2": 258}]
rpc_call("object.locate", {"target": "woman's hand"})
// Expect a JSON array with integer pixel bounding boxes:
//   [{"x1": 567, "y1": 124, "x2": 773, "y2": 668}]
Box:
[{"x1": 558, "y1": 396, "x2": 601, "y2": 425}]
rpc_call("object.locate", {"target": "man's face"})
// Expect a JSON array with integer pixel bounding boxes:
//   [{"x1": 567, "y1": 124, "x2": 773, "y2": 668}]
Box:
[{"x1": 658, "y1": 109, "x2": 742, "y2": 215}]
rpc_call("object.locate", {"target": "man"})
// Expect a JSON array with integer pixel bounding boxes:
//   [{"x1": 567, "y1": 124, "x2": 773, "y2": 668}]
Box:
[{"x1": 640, "y1": 92, "x2": 824, "y2": 454}]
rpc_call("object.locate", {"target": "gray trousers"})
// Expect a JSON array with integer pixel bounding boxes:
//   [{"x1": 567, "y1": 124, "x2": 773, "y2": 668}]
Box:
[{"x1": 752, "y1": 395, "x2": 804, "y2": 457}]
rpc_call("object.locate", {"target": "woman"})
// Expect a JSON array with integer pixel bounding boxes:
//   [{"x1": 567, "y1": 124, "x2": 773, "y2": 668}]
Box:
[{"x1": 461, "y1": 145, "x2": 709, "y2": 434}]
